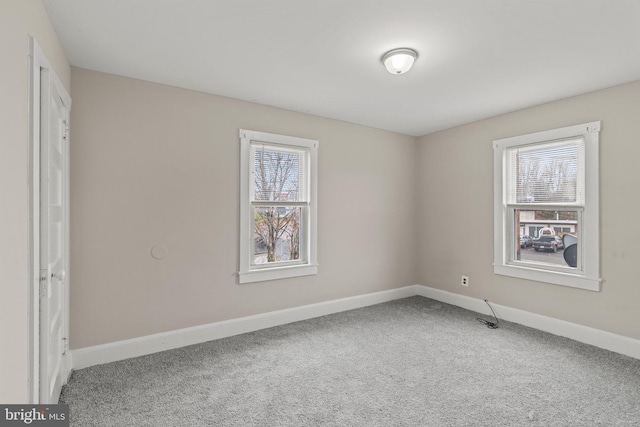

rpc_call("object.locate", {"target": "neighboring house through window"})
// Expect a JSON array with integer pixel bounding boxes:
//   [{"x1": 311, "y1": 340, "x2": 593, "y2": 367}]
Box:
[
  {"x1": 493, "y1": 122, "x2": 601, "y2": 291},
  {"x1": 239, "y1": 129, "x2": 318, "y2": 284}
]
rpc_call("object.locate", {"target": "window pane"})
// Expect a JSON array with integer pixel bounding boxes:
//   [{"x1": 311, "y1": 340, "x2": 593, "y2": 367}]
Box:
[
  {"x1": 253, "y1": 206, "x2": 302, "y2": 265},
  {"x1": 515, "y1": 209, "x2": 578, "y2": 268},
  {"x1": 506, "y1": 139, "x2": 584, "y2": 204},
  {"x1": 252, "y1": 144, "x2": 308, "y2": 202}
]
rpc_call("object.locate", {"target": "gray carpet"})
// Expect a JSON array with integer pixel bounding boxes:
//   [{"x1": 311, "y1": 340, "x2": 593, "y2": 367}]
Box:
[{"x1": 60, "y1": 296, "x2": 640, "y2": 426}]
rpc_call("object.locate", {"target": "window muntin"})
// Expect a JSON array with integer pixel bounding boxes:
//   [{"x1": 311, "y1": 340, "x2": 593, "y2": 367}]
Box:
[
  {"x1": 239, "y1": 130, "x2": 318, "y2": 284},
  {"x1": 493, "y1": 122, "x2": 600, "y2": 291}
]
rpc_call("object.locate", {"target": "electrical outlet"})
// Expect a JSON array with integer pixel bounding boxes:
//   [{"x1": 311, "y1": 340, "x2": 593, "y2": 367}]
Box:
[{"x1": 461, "y1": 275, "x2": 469, "y2": 287}]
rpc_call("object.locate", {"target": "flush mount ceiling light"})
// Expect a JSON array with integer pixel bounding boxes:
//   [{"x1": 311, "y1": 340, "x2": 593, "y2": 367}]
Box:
[{"x1": 381, "y1": 48, "x2": 418, "y2": 75}]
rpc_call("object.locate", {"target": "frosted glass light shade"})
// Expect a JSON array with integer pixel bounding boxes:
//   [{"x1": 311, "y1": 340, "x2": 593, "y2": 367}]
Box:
[{"x1": 382, "y1": 48, "x2": 418, "y2": 74}]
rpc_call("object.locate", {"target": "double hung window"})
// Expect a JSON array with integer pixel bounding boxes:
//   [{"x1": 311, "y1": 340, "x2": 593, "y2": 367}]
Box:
[
  {"x1": 493, "y1": 122, "x2": 601, "y2": 291},
  {"x1": 239, "y1": 129, "x2": 318, "y2": 284}
]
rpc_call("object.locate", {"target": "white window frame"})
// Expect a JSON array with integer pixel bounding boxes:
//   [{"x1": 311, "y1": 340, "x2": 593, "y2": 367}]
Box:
[
  {"x1": 493, "y1": 121, "x2": 601, "y2": 291},
  {"x1": 239, "y1": 129, "x2": 318, "y2": 284}
]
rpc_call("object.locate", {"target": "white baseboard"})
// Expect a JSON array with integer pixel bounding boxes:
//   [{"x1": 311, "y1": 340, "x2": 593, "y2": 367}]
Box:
[
  {"x1": 71, "y1": 285, "x2": 419, "y2": 370},
  {"x1": 71, "y1": 284, "x2": 639, "y2": 370},
  {"x1": 415, "y1": 285, "x2": 640, "y2": 360}
]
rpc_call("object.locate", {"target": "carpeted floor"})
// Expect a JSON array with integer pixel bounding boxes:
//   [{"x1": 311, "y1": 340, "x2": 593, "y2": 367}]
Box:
[{"x1": 60, "y1": 296, "x2": 640, "y2": 426}]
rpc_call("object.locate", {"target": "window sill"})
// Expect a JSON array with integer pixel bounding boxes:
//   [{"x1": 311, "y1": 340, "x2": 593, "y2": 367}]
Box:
[
  {"x1": 238, "y1": 264, "x2": 318, "y2": 284},
  {"x1": 494, "y1": 264, "x2": 601, "y2": 291}
]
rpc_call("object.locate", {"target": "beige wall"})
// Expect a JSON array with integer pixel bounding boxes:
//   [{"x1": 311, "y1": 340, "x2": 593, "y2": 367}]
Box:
[
  {"x1": 68, "y1": 68, "x2": 640, "y2": 350},
  {"x1": 0, "y1": 0, "x2": 70, "y2": 403},
  {"x1": 69, "y1": 67, "x2": 417, "y2": 348},
  {"x1": 417, "y1": 80, "x2": 640, "y2": 340}
]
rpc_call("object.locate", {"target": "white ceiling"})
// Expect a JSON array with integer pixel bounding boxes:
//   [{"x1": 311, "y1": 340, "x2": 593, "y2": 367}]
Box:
[{"x1": 43, "y1": 0, "x2": 640, "y2": 136}]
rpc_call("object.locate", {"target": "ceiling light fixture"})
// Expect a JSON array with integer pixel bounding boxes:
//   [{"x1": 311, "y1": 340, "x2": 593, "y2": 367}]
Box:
[{"x1": 381, "y1": 48, "x2": 418, "y2": 75}]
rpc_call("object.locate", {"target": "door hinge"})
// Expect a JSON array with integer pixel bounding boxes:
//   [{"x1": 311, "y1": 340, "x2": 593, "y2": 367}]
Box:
[
  {"x1": 39, "y1": 269, "x2": 48, "y2": 298},
  {"x1": 62, "y1": 337, "x2": 69, "y2": 355},
  {"x1": 63, "y1": 120, "x2": 69, "y2": 141}
]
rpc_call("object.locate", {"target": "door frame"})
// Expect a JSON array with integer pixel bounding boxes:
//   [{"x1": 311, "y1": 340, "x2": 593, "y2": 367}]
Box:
[{"x1": 28, "y1": 37, "x2": 72, "y2": 403}]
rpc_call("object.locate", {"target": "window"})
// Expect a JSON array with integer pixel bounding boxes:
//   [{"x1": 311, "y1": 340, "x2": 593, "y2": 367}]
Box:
[
  {"x1": 493, "y1": 122, "x2": 600, "y2": 291},
  {"x1": 239, "y1": 129, "x2": 318, "y2": 283}
]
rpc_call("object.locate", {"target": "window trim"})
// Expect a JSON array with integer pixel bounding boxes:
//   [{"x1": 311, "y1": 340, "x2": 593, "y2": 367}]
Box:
[
  {"x1": 238, "y1": 129, "x2": 318, "y2": 284},
  {"x1": 493, "y1": 122, "x2": 601, "y2": 291}
]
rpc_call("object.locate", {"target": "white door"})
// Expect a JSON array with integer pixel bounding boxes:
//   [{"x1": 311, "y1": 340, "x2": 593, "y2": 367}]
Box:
[{"x1": 39, "y1": 66, "x2": 70, "y2": 404}]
